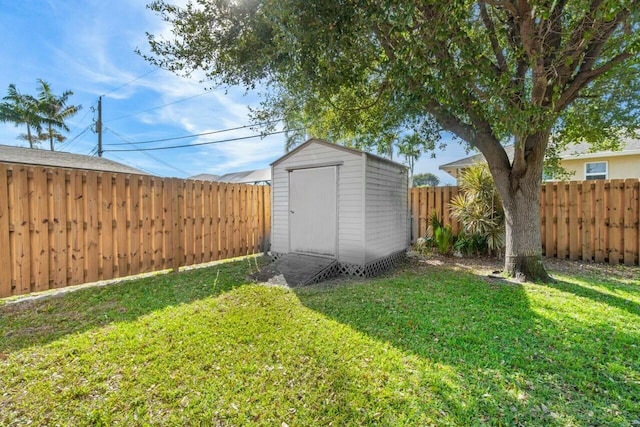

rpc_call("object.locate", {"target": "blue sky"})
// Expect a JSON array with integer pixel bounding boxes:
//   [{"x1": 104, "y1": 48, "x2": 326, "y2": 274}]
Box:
[{"x1": 0, "y1": 0, "x2": 467, "y2": 184}]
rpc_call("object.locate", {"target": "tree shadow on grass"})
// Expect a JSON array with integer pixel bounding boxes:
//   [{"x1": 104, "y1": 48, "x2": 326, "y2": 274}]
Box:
[
  {"x1": 0, "y1": 257, "x2": 264, "y2": 354},
  {"x1": 294, "y1": 261, "x2": 640, "y2": 425},
  {"x1": 546, "y1": 276, "x2": 640, "y2": 317}
]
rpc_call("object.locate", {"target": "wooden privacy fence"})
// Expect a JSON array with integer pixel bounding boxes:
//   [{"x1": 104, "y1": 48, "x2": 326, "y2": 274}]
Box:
[
  {"x1": 540, "y1": 179, "x2": 639, "y2": 266},
  {"x1": 410, "y1": 179, "x2": 640, "y2": 266},
  {"x1": 0, "y1": 163, "x2": 271, "y2": 298}
]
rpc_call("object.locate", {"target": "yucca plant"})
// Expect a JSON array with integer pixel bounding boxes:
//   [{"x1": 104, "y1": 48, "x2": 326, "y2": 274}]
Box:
[
  {"x1": 434, "y1": 225, "x2": 455, "y2": 255},
  {"x1": 449, "y1": 163, "x2": 505, "y2": 255}
]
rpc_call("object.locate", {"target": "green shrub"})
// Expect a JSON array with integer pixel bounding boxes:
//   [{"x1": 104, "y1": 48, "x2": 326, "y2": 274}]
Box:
[
  {"x1": 454, "y1": 232, "x2": 487, "y2": 256},
  {"x1": 434, "y1": 225, "x2": 455, "y2": 255},
  {"x1": 449, "y1": 164, "x2": 504, "y2": 255}
]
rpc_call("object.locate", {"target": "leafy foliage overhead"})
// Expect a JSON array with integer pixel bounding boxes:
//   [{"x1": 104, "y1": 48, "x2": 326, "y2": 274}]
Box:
[{"x1": 145, "y1": 0, "x2": 640, "y2": 155}]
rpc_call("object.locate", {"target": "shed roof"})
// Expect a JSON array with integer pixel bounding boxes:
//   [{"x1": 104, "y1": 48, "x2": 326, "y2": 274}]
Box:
[
  {"x1": 0, "y1": 144, "x2": 150, "y2": 175},
  {"x1": 271, "y1": 138, "x2": 407, "y2": 170}
]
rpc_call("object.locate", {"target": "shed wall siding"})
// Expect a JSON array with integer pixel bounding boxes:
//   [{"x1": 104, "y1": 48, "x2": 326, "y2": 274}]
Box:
[
  {"x1": 271, "y1": 141, "x2": 365, "y2": 265},
  {"x1": 364, "y1": 157, "x2": 409, "y2": 263}
]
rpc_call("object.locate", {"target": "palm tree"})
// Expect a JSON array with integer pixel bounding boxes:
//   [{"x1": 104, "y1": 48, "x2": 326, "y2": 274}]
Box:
[
  {"x1": 36, "y1": 79, "x2": 81, "y2": 151},
  {"x1": 0, "y1": 84, "x2": 42, "y2": 148}
]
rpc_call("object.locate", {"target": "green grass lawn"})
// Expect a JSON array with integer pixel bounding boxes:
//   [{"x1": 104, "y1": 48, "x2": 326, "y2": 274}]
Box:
[{"x1": 1, "y1": 257, "x2": 638, "y2": 426}]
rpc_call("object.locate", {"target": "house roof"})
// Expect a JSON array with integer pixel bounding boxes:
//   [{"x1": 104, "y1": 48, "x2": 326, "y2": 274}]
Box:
[
  {"x1": 557, "y1": 137, "x2": 640, "y2": 159},
  {"x1": 0, "y1": 144, "x2": 150, "y2": 175},
  {"x1": 189, "y1": 168, "x2": 271, "y2": 184},
  {"x1": 439, "y1": 138, "x2": 640, "y2": 174},
  {"x1": 189, "y1": 173, "x2": 221, "y2": 181},
  {"x1": 271, "y1": 138, "x2": 407, "y2": 170}
]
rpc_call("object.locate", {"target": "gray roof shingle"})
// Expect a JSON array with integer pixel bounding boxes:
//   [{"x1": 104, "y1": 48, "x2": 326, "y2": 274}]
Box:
[{"x1": 0, "y1": 144, "x2": 150, "y2": 175}]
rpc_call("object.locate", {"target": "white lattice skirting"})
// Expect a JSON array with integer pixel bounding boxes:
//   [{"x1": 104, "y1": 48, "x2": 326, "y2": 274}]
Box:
[{"x1": 270, "y1": 250, "x2": 406, "y2": 283}]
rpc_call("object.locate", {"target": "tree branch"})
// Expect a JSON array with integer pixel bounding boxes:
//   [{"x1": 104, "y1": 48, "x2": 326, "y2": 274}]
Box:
[
  {"x1": 555, "y1": 50, "x2": 632, "y2": 111},
  {"x1": 479, "y1": 0, "x2": 508, "y2": 73},
  {"x1": 555, "y1": 2, "x2": 631, "y2": 86}
]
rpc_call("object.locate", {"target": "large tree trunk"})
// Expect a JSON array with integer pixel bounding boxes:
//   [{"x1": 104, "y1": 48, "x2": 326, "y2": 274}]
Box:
[
  {"x1": 499, "y1": 175, "x2": 550, "y2": 281},
  {"x1": 490, "y1": 131, "x2": 551, "y2": 282}
]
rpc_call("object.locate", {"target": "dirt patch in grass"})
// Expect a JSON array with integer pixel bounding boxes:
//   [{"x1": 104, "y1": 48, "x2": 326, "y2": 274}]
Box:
[{"x1": 409, "y1": 251, "x2": 640, "y2": 283}]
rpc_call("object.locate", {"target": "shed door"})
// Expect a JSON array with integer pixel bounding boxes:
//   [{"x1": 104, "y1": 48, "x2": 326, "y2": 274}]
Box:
[{"x1": 289, "y1": 167, "x2": 337, "y2": 256}]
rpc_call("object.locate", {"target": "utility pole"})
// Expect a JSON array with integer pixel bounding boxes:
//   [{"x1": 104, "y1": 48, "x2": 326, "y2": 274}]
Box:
[{"x1": 97, "y1": 96, "x2": 103, "y2": 157}]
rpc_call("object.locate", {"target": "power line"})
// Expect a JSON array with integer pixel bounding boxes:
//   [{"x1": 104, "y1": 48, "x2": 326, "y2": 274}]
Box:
[
  {"x1": 103, "y1": 120, "x2": 282, "y2": 145},
  {"x1": 102, "y1": 68, "x2": 159, "y2": 97},
  {"x1": 104, "y1": 91, "x2": 212, "y2": 123},
  {"x1": 103, "y1": 129, "x2": 299, "y2": 152},
  {"x1": 61, "y1": 99, "x2": 99, "y2": 151},
  {"x1": 59, "y1": 125, "x2": 93, "y2": 151},
  {"x1": 108, "y1": 154, "x2": 157, "y2": 176},
  {"x1": 105, "y1": 127, "x2": 190, "y2": 176}
]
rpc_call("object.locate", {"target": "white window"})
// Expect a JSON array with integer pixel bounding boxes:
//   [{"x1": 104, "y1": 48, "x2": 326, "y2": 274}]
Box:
[{"x1": 585, "y1": 161, "x2": 608, "y2": 180}]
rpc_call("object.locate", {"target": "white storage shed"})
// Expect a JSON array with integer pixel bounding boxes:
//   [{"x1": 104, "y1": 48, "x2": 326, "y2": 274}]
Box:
[{"x1": 270, "y1": 138, "x2": 409, "y2": 277}]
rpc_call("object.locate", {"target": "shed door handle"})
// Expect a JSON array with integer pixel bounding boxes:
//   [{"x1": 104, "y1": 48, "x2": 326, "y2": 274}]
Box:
[{"x1": 290, "y1": 210, "x2": 294, "y2": 214}]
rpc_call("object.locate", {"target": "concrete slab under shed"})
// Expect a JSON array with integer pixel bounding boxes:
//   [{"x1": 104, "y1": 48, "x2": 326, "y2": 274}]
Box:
[{"x1": 255, "y1": 254, "x2": 339, "y2": 286}]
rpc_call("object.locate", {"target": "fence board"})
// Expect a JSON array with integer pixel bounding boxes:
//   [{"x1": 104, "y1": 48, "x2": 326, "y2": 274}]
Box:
[
  {"x1": 450, "y1": 187, "x2": 460, "y2": 235},
  {"x1": 410, "y1": 188, "x2": 418, "y2": 241},
  {"x1": 0, "y1": 164, "x2": 11, "y2": 297},
  {"x1": 152, "y1": 178, "x2": 164, "y2": 269},
  {"x1": 49, "y1": 169, "x2": 67, "y2": 288},
  {"x1": 85, "y1": 171, "x2": 99, "y2": 283},
  {"x1": 30, "y1": 167, "x2": 49, "y2": 292},
  {"x1": 623, "y1": 179, "x2": 638, "y2": 266},
  {"x1": 557, "y1": 182, "x2": 568, "y2": 259},
  {"x1": 130, "y1": 176, "x2": 141, "y2": 275},
  {"x1": 9, "y1": 167, "x2": 30, "y2": 294},
  {"x1": 140, "y1": 175, "x2": 152, "y2": 272},
  {"x1": 184, "y1": 180, "x2": 194, "y2": 266},
  {"x1": 540, "y1": 185, "x2": 546, "y2": 255},
  {"x1": 593, "y1": 181, "x2": 605, "y2": 262},
  {"x1": 608, "y1": 180, "x2": 622, "y2": 264},
  {"x1": 202, "y1": 182, "x2": 212, "y2": 263},
  {"x1": 219, "y1": 183, "x2": 228, "y2": 259},
  {"x1": 68, "y1": 170, "x2": 84, "y2": 286},
  {"x1": 211, "y1": 183, "x2": 220, "y2": 260},
  {"x1": 544, "y1": 183, "x2": 555, "y2": 257},
  {"x1": 252, "y1": 186, "x2": 260, "y2": 253},
  {"x1": 239, "y1": 185, "x2": 247, "y2": 255},
  {"x1": 166, "y1": 178, "x2": 180, "y2": 271},
  {"x1": 232, "y1": 185, "x2": 241, "y2": 257},
  {"x1": 264, "y1": 185, "x2": 271, "y2": 251},
  {"x1": 568, "y1": 181, "x2": 580, "y2": 261},
  {"x1": 580, "y1": 181, "x2": 593, "y2": 262},
  {"x1": 101, "y1": 174, "x2": 114, "y2": 279},
  {"x1": 114, "y1": 174, "x2": 128, "y2": 276},
  {"x1": 257, "y1": 186, "x2": 265, "y2": 253},
  {"x1": 194, "y1": 181, "x2": 204, "y2": 264}
]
